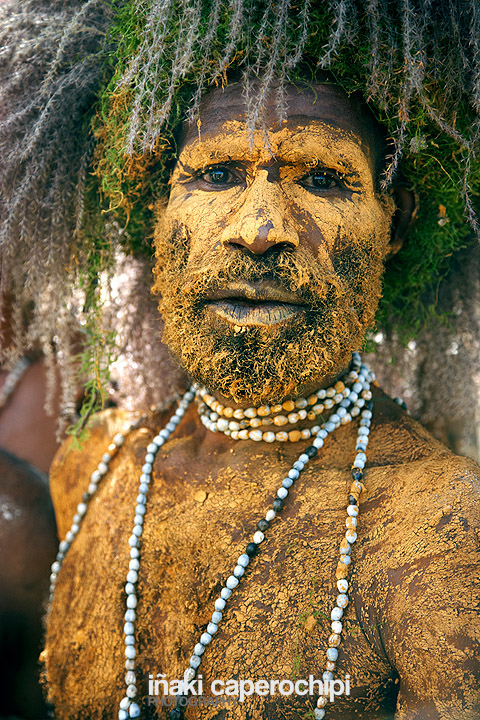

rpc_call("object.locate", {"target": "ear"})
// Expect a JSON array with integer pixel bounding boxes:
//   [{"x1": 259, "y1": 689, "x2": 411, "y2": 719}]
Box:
[{"x1": 388, "y1": 186, "x2": 417, "y2": 257}]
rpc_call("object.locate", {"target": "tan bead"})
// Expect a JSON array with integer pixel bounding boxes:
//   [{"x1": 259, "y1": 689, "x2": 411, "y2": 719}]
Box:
[
  {"x1": 287, "y1": 412, "x2": 299, "y2": 424},
  {"x1": 324, "y1": 398, "x2": 334, "y2": 409},
  {"x1": 336, "y1": 562, "x2": 349, "y2": 580},
  {"x1": 244, "y1": 407, "x2": 257, "y2": 419},
  {"x1": 271, "y1": 404, "x2": 283, "y2": 414},
  {"x1": 273, "y1": 415, "x2": 288, "y2": 426},
  {"x1": 204, "y1": 394, "x2": 214, "y2": 405},
  {"x1": 224, "y1": 407, "x2": 234, "y2": 418},
  {"x1": 307, "y1": 411, "x2": 316, "y2": 421},
  {"x1": 238, "y1": 430, "x2": 249, "y2": 440},
  {"x1": 328, "y1": 633, "x2": 341, "y2": 647},
  {"x1": 317, "y1": 696, "x2": 328, "y2": 708},
  {"x1": 275, "y1": 431, "x2": 288, "y2": 442},
  {"x1": 334, "y1": 380, "x2": 345, "y2": 393},
  {"x1": 326, "y1": 660, "x2": 336, "y2": 672},
  {"x1": 307, "y1": 394, "x2": 318, "y2": 405},
  {"x1": 211, "y1": 400, "x2": 220, "y2": 412},
  {"x1": 312, "y1": 403, "x2": 324, "y2": 414},
  {"x1": 339, "y1": 538, "x2": 350, "y2": 555},
  {"x1": 216, "y1": 404, "x2": 225, "y2": 415},
  {"x1": 257, "y1": 405, "x2": 271, "y2": 417},
  {"x1": 326, "y1": 387, "x2": 336, "y2": 398},
  {"x1": 249, "y1": 417, "x2": 263, "y2": 428},
  {"x1": 282, "y1": 400, "x2": 295, "y2": 412},
  {"x1": 300, "y1": 428, "x2": 311, "y2": 440},
  {"x1": 233, "y1": 408, "x2": 245, "y2": 419},
  {"x1": 288, "y1": 430, "x2": 302, "y2": 442},
  {"x1": 346, "y1": 516, "x2": 357, "y2": 529}
]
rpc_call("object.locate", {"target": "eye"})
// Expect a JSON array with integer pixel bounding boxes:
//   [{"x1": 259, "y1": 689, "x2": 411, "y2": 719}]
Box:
[
  {"x1": 301, "y1": 171, "x2": 339, "y2": 191},
  {"x1": 200, "y1": 166, "x2": 237, "y2": 185}
]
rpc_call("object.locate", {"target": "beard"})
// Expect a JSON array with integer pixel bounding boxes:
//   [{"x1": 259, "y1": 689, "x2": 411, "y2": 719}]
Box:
[{"x1": 152, "y1": 220, "x2": 386, "y2": 404}]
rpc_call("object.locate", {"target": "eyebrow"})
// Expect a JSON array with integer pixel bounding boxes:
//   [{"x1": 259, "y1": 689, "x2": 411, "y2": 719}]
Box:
[{"x1": 178, "y1": 127, "x2": 370, "y2": 179}]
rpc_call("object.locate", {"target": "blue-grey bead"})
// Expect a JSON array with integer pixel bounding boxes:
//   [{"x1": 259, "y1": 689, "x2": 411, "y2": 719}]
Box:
[
  {"x1": 212, "y1": 611, "x2": 222, "y2": 623},
  {"x1": 319, "y1": 429, "x2": 328, "y2": 438},
  {"x1": 65, "y1": 530, "x2": 75, "y2": 543},
  {"x1": 129, "y1": 703, "x2": 140, "y2": 718},
  {"x1": 124, "y1": 622, "x2": 134, "y2": 635},
  {"x1": 120, "y1": 696, "x2": 130, "y2": 710},
  {"x1": 277, "y1": 487, "x2": 288, "y2": 500},
  {"x1": 125, "y1": 635, "x2": 135, "y2": 646},
  {"x1": 125, "y1": 609, "x2": 136, "y2": 622},
  {"x1": 221, "y1": 587, "x2": 232, "y2": 600},
  {"x1": 299, "y1": 453, "x2": 309, "y2": 464},
  {"x1": 166, "y1": 422, "x2": 176, "y2": 433},
  {"x1": 282, "y1": 478, "x2": 293, "y2": 489},
  {"x1": 326, "y1": 648, "x2": 338, "y2": 661},
  {"x1": 194, "y1": 643, "x2": 205, "y2": 656},
  {"x1": 145, "y1": 453, "x2": 155, "y2": 464},
  {"x1": 73, "y1": 513, "x2": 81, "y2": 524},
  {"x1": 139, "y1": 482, "x2": 149, "y2": 494},
  {"x1": 325, "y1": 421, "x2": 336, "y2": 432},
  {"x1": 226, "y1": 576, "x2": 238, "y2": 590},
  {"x1": 140, "y1": 474, "x2": 150, "y2": 484},
  {"x1": 142, "y1": 463, "x2": 152, "y2": 474},
  {"x1": 119, "y1": 710, "x2": 128, "y2": 720},
  {"x1": 129, "y1": 559, "x2": 140, "y2": 571},
  {"x1": 127, "y1": 570, "x2": 138, "y2": 584},
  {"x1": 126, "y1": 595, "x2": 137, "y2": 609},
  {"x1": 288, "y1": 468, "x2": 299, "y2": 480},
  {"x1": 125, "y1": 646, "x2": 136, "y2": 659},
  {"x1": 59, "y1": 540, "x2": 70, "y2": 553},
  {"x1": 51, "y1": 561, "x2": 61, "y2": 574},
  {"x1": 90, "y1": 470, "x2": 101, "y2": 483},
  {"x1": 132, "y1": 525, "x2": 143, "y2": 538},
  {"x1": 323, "y1": 671, "x2": 333, "y2": 682},
  {"x1": 200, "y1": 632, "x2": 212, "y2": 645},
  {"x1": 293, "y1": 461, "x2": 304, "y2": 472},
  {"x1": 125, "y1": 583, "x2": 136, "y2": 595},
  {"x1": 190, "y1": 655, "x2": 201, "y2": 669},
  {"x1": 233, "y1": 565, "x2": 245, "y2": 578},
  {"x1": 135, "y1": 504, "x2": 146, "y2": 515},
  {"x1": 126, "y1": 684, "x2": 137, "y2": 698},
  {"x1": 237, "y1": 554, "x2": 249, "y2": 568},
  {"x1": 214, "y1": 598, "x2": 226, "y2": 611},
  {"x1": 55, "y1": 552, "x2": 64, "y2": 562},
  {"x1": 207, "y1": 623, "x2": 218, "y2": 635},
  {"x1": 130, "y1": 548, "x2": 139, "y2": 559},
  {"x1": 50, "y1": 573, "x2": 57, "y2": 583},
  {"x1": 147, "y1": 443, "x2": 158, "y2": 454},
  {"x1": 134, "y1": 515, "x2": 143, "y2": 526},
  {"x1": 152, "y1": 434, "x2": 163, "y2": 445},
  {"x1": 136, "y1": 494, "x2": 146, "y2": 505},
  {"x1": 128, "y1": 535, "x2": 139, "y2": 548},
  {"x1": 358, "y1": 426, "x2": 369, "y2": 436},
  {"x1": 159, "y1": 428, "x2": 170, "y2": 439}
]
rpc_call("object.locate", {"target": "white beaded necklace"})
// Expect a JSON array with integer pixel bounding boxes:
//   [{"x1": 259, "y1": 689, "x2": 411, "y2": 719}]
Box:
[{"x1": 47, "y1": 353, "x2": 374, "y2": 720}]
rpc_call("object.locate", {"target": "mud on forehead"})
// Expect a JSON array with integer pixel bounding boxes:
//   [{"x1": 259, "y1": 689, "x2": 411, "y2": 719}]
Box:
[{"x1": 177, "y1": 82, "x2": 382, "y2": 170}]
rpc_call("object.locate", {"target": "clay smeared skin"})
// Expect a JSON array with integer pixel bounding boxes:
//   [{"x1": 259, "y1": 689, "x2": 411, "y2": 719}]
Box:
[
  {"x1": 153, "y1": 84, "x2": 394, "y2": 405},
  {"x1": 44, "y1": 396, "x2": 480, "y2": 720},
  {"x1": 43, "y1": 85, "x2": 480, "y2": 719}
]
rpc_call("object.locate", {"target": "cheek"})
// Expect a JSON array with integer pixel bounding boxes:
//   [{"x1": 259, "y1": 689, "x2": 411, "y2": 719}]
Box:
[
  {"x1": 288, "y1": 189, "x2": 392, "y2": 263},
  {"x1": 166, "y1": 186, "x2": 242, "y2": 251}
]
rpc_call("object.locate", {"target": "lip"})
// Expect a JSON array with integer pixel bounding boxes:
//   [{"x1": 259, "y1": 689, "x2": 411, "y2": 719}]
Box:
[{"x1": 205, "y1": 281, "x2": 306, "y2": 326}]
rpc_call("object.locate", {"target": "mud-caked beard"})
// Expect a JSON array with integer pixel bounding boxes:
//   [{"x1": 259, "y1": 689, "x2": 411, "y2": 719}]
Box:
[{"x1": 153, "y1": 226, "x2": 382, "y2": 405}]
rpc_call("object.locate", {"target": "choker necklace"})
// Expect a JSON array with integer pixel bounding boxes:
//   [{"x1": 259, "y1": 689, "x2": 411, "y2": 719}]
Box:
[{"x1": 47, "y1": 353, "x2": 374, "y2": 720}]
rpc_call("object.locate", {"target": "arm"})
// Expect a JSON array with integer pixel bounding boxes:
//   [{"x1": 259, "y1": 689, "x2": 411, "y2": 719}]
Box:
[{"x1": 380, "y1": 466, "x2": 480, "y2": 719}]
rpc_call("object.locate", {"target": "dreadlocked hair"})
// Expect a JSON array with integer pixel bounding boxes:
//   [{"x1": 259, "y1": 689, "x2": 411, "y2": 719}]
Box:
[{"x1": 1, "y1": 0, "x2": 479, "y2": 433}]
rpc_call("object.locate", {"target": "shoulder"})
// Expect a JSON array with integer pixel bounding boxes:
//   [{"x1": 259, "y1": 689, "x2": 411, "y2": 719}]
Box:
[{"x1": 49, "y1": 408, "x2": 138, "y2": 539}]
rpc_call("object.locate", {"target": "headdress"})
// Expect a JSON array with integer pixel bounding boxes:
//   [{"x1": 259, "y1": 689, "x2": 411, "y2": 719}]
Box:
[{"x1": 1, "y1": 0, "x2": 479, "y2": 430}]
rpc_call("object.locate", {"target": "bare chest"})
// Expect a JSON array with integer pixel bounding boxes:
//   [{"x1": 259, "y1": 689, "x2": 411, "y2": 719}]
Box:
[{"x1": 45, "y1": 431, "x2": 398, "y2": 719}]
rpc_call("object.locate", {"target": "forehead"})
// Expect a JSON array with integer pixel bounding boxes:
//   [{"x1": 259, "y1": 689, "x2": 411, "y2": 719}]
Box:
[{"x1": 178, "y1": 82, "x2": 381, "y2": 168}]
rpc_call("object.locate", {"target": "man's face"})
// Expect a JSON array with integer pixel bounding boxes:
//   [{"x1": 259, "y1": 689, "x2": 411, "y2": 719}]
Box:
[{"x1": 153, "y1": 83, "x2": 395, "y2": 403}]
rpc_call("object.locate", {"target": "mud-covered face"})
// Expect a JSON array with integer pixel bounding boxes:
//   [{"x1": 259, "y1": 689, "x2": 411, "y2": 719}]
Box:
[{"x1": 153, "y1": 83, "x2": 395, "y2": 404}]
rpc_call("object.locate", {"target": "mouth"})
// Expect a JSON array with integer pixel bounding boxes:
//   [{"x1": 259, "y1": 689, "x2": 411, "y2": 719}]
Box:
[{"x1": 205, "y1": 281, "x2": 307, "y2": 327}]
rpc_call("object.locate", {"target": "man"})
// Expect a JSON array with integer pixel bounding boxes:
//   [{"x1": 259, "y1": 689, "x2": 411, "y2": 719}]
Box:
[{"x1": 1, "y1": 1, "x2": 479, "y2": 719}]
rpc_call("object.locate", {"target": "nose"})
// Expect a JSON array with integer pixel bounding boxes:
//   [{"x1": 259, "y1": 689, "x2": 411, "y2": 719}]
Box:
[{"x1": 220, "y1": 170, "x2": 299, "y2": 254}]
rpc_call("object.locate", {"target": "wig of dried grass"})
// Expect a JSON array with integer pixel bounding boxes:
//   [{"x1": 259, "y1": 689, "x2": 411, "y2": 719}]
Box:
[{"x1": 1, "y1": 0, "x2": 479, "y2": 432}]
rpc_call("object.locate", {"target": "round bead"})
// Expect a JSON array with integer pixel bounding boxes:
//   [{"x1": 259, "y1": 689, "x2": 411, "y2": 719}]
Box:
[
  {"x1": 184, "y1": 667, "x2": 196, "y2": 682},
  {"x1": 327, "y1": 648, "x2": 339, "y2": 661},
  {"x1": 207, "y1": 622, "x2": 218, "y2": 635},
  {"x1": 214, "y1": 598, "x2": 226, "y2": 611},
  {"x1": 233, "y1": 564, "x2": 245, "y2": 578},
  {"x1": 200, "y1": 632, "x2": 212, "y2": 645},
  {"x1": 331, "y1": 607, "x2": 343, "y2": 621},
  {"x1": 277, "y1": 487, "x2": 288, "y2": 499},
  {"x1": 129, "y1": 703, "x2": 141, "y2": 718},
  {"x1": 119, "y1": 711, "x2": 128, "y2": 720},
  {"x1": 315, "y1": 708, "x2": 325, "y2": 719},
  {"x1": 275, "y1": 431, "x2": 288, "y2": 442},
  {"x1": 125, "y1": 610, "x2": 136, "y2": 622},
  {"x1": 248, "y1": 430, "x2": 263, "y2": 442},
  {"x1": 237, "y1": 554, "x2": 250, "y2": 568},
  {"x1": 126, "y1": 671, "x2": 136, "y2": 685},
  {"x1": 265, "y1": 509, "x2": 276, "y2": 522},
  {"x1": 120, "y1": 696, "x2": 131, "y2": 710},
  {"x1": 257, "y1": 519, "x2": 269, "y2": 532},
  {"x1": 288, "y1": 430, "x2": 302, "y2": 442},
  {"x1": 263, "y1": 432, "x2": 276, "y2": 443},
  {"x1": 273, "y1": 415, "x2": 288, "y2": 426},
  {"x1": 272, "y1": 499, "x2": 284, "y2": 512},
  {"x1": 337, "y1": 579, "x2": 349, "y2": 593},
  {"x1": 312, "y1": 437, "x2": 324, "y2": 449},
  {"x1": 126, "y1": 595, "x2": 137, "y2": 609},
  {"x1": 347, "y1": 505, "x2": 359, "y2": 517},
  {"x1": 126, "y1": 684, "x2": 137, "y2": 698},
  {"x1": 288, "y1": 468, "x2": 300, "y2": 480},
  {"x1": 226, "y1": 575, "x2": 239, "y2": 589},
  {"x1": 221, "y1": 588, "x2": 232, "y2": 600},
  {"x1": 194, "y1": 643, "x2": 205, "y2": 656},
  {"x1": 125, "y1": 646, "x2": 136, "y2": 659},
  {"x1": 331, "y1": 620, "x2": 343, "y2": 634},
  {"x1": 246, "y1": 542, "x2": 258, "y2": 556},
  {"x1": 317, "y1": 696, "x2": 328, "y2": 708},
  {"x1": 190, "y1": 655, "x2": 201, "y2": 669},
  {"x1": 212, "y1": 611, "x2": 222, "y2": 623},
  {"x1": 337, "y1": 593, "x2": 349, "y2": 608},
  {"x1": 124, "y1": 622, "x2": 134, "y2": 635},
  {"x1": 345, "y1": 530, "x2": 357, "y2": 544},
  {"x1": 253, "y1": 531, "x2": 265, "y2": 544}
]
